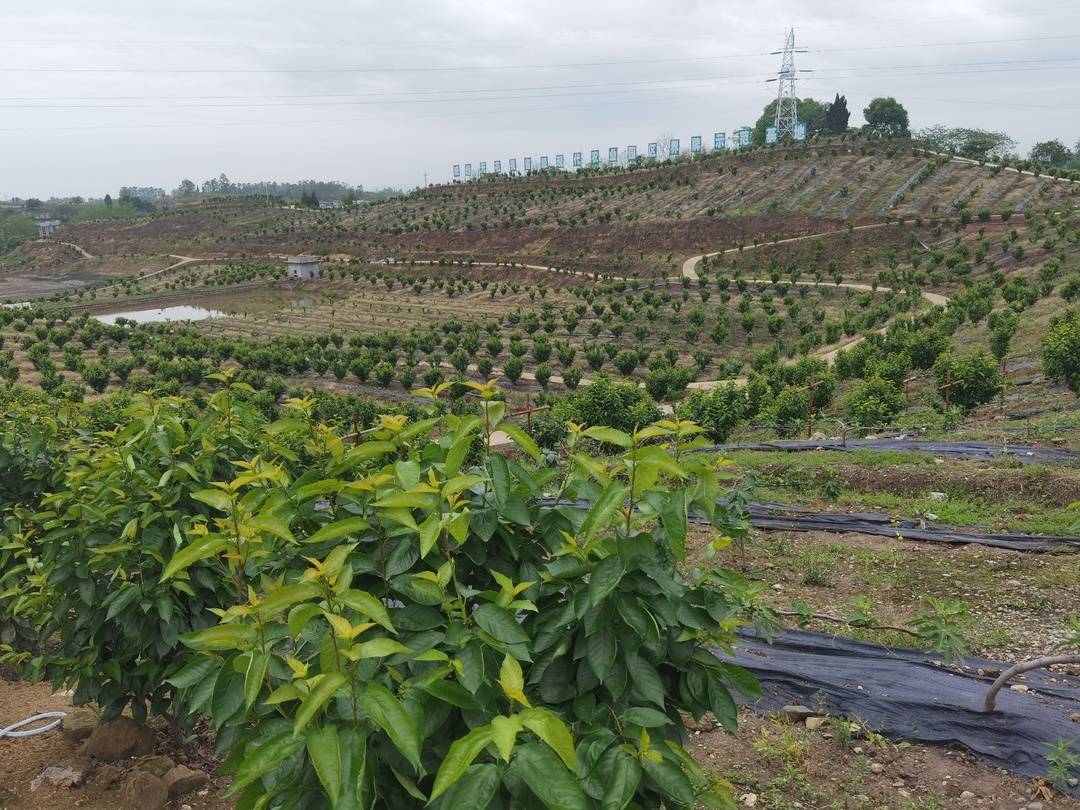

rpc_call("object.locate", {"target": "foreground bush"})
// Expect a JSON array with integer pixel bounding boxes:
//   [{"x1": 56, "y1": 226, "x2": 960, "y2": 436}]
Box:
[
  {"x1": 845, "y1": 376, "x2": 906, "y2": 428},
  {"x1": 1042, "y1": 308, "x2": 1080, "y2": 394},
  {"x1": 932, "y1": 350, "x2": 1002, "y2": 412},
  {"x1": 4, "y1": 378, "x2": 760, "y2": 808}
]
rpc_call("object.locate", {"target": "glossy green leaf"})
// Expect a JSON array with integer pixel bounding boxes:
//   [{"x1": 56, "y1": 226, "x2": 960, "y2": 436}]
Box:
[
  {"x1": 306, "y1": 724, "x2": 343, "y2": 807},
  {"x1": 293, "y1": 672, "x2": 347, "y2": 738},
  {"x1": 518, "y1": 707, "x2": 576, "y2": 771},
  {"x1": 428, "y1": 725, "x2": 495, "y2": 802},
  {"x1": 359, "y1": 682, "x2": 421, "y2": 771},
  {"x1": 304, "y1": 517, "x2": 369, "y2": 545},
  {"x1": 509, "y1": 742, "x2": 589, "y2": 810}
]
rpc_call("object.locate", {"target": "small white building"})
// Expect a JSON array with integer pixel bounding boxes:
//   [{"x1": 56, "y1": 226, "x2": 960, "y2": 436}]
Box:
[
  {"x1": 287, "y1": 255, "x2": 321, "y2": 280},
  {"x1": 36, "y1": 220, "x2": 62, "y2": 237}
]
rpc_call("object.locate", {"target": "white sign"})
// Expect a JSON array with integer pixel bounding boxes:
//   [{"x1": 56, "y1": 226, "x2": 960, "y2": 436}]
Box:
[
  {"x1": 573, "y1": 151, "x2": 582, "y2": 168},
  {"x1": 523, "y1": 157, "x2": 532, "y2": 172},
  {"x1": 670, "y1": 138, "x2": 680, "y2": 156},
  {"x1": 540, "y1": 155, "x2": 549, "y2": 169},
  {"x1": 608, "y1": 146, "x2": 618, "y2": 164},
  {"x1": 478, "y1": 161, "x2": 487, "y2": 175},
  {"x1": 647, "y1": 142, "x2": 658, "y2": 158},
  {"x1": 627, "y1": 145, "x2": 637, "y2": 161},
  {"x1": 765, "y1": 126, "x2": 778, "y2": 144},
  {"x1": 556, "y1": 153, "x2": 565, "y2": 169},
  {"x1": 509, "y1": 158, "x2": 518, "y2": 173},
  {"x1": 714, "y1": 132, "x2": 725, "y2": 150},
  {"x1": 690, "y1": 135, "x2": 702, "y2": 154},
  {"x1": 494, "y1": 160, "x2": 502, "y2": 173},
  {"x1": 590, "y1": 149, "x2": 600, "y2": 166},
  {"x1": 464, "y1": 163, "x2": 472, "y2": 177},
  {"x1": 452, "y1": 164, "x2": 460, "y2": 178},
  {"x1": 794, "y1": 123, "x2": 807, "y2": 141}
]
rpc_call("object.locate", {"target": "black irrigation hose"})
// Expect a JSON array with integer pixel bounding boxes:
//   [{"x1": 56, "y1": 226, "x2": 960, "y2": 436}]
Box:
[
  {"x1": 536, "y1": 498, "x2": 1079, "y2": 552},
  {"x1": 696, "y1": 438, "x2": 1079, "y2": 465},
  {"x1": 720, "y1": 628, "x2": 1080, "y2": 795}
]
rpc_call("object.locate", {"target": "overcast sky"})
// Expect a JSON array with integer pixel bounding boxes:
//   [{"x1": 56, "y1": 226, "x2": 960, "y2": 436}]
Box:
[{"x1": 1, "y1": 0, "x2": 1077, "y2": 198}]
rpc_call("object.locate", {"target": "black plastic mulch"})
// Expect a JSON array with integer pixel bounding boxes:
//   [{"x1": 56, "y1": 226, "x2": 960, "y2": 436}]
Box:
[
  {"x1": 720, "y1": 629, "x2": 1080, "y2": 795},
  {"x1": 701, "y1": 439, "x2": 1078, "y2": 465}
]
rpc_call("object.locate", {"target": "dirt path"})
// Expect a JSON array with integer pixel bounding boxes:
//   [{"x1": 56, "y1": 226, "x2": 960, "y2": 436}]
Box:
[{"x1": 31, "y1": 240, "x2": 96, "y2": 260}]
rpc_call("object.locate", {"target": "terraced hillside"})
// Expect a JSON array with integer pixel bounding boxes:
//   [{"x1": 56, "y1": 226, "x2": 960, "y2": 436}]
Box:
[{"x1": 11, "y1": 139, "x2": 1074, "y2": 287}]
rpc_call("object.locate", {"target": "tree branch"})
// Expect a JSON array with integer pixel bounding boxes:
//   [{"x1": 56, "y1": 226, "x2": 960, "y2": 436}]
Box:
[{"x1": 982, "y1": 654, "x2": 1080, "y2": 712}]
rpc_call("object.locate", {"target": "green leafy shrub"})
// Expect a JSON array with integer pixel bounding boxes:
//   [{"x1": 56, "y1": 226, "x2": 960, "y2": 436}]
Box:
[
  {"x1": 845, "y1": 376, "x2": 905, "y2": 428},
  {"x1": 1042, "y1": 308, "x2": 1080, "y2": 394},
  {"x1": 933, "y1": 350, "x2": 1002, "y2": 412},
  {"x1": 676, "y1": 384, "x2": 748, "y2": 443},
  {"x1": 4, "y1": 379, "x2": 763, "y2": 808}
]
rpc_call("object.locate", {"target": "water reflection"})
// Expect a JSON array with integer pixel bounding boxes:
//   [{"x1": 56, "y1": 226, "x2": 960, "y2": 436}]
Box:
[{"x1": 94, "y1": 305, "x2": 225, "y2": 325}]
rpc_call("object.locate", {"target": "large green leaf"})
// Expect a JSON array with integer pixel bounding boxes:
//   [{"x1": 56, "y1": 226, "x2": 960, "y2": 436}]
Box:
[
  {"x1": 304, "y1": 517, "x2": 369, "y2": 545},
  {"x1": 293, "y1": 672, "x2": 347, "y2": 738},
  {"x1": 623, "y1": 652, "x2": 666, "y2": 708},
  {"x1": 473, "y1": 603, "x2": 530, "y2": 647},
  {"x1": 338, "y1": 588, "x2": 395, "y2": 632},
  {"x1": 579, "y1": 482, "x2": 628, "y2": 541},
  {"x1": 599, "y1": 746, "x2": 643, "y2": 810},
  {"x1": 161, "y1": 534, "x2": 229, "y2": 581},
  {"x1": 429, "y1": 724, "x2": 495, "y2": 802},
  {"x1": 359, "y1": 682, "x2": 421, "y2": 771},
  {"x1": 585, "y1": 625, "x2": 616, "y2": 681},
  {"x1": 224, "y1": 731, "x2": 304, "y2": 797},
  {"x1": 192, "y1": 488, "x2": 232, "y2": 513},
  {"x1": 436, "y1": 763, "x2": 501, "y2": 809},
  {"x1": 179, "y1": 623, "x2": 256, "y2": 651},
  {"x1": 306, "y1": 724, "x2": 343, "y2": 807},
  {"x1": 495, "y1": 421, "x2": 541, "y2": 462},
  {"x1": 587, "y1": 555, "x2": 624, "y2": 607},
  {"x1": 509, "y1": 742, "x2": 589, "y2": 810},
  {"x1": 518, "y1": 707, "x2": 576, "y2": 771}
]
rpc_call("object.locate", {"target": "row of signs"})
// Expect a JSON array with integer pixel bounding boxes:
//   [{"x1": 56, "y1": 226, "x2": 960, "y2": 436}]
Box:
[
  {"x1": 765, "y1": 123, "x2": 807, "y2": 144},
  {"x1": 452, "y1": 128, "x2": 755, "y2": 179}
]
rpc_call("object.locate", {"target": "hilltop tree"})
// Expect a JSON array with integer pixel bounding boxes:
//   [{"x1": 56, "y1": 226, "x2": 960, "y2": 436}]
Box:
[
  {"x1": 175, "y1": 179, "x2": 197, "y2": 196},
  {"x1": 825, "y1": 93, "x2": 850, "y2": 134},
  {"x1": 752, "y1": 98, "x2": 828, "y2": 145},
  {"x1": 1029, "y1": 139, "x2": 1074, "y2": 167},
  {"x1": 863, "y1": 97, "x2": 910, "y2": 138},
  {"x1": 916, "y1": 126, "x2": 1017, "y2": 161}
]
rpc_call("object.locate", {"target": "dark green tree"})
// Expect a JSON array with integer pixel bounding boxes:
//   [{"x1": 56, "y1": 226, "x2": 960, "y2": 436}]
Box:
[
  {"x1": 862, "y1": 97, "x2": 910, "y2": 138},
  {"x1": 825, "y1": 93, "x2": 850, "y2": 134}
]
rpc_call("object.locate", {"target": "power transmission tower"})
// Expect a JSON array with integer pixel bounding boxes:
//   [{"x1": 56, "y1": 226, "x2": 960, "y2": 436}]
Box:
[{"x1": 769, "y1": 28, "x2": 808, "y2": 140}]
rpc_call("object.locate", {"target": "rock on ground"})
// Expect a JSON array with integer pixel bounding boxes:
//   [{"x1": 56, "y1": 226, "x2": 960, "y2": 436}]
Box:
[
  {"x1": 164, "y1": 764, "x2": 210, "y2": 798},
  {"x1": 81, "y1": 716, "x2": 155, "y2": 761},
  {"x1": 120, "y1": 771, "x2": 168, "y2": 810}
]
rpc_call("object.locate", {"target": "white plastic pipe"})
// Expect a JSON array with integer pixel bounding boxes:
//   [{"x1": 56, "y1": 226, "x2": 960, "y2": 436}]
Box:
[{"x1": 0, "y1": 711, "x2": 67, "y2": 738}]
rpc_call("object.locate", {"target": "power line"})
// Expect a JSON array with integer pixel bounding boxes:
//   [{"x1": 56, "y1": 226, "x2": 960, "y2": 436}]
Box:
[{"x1": 2, "y1": 48, "x2": 1078, "y2": 75}]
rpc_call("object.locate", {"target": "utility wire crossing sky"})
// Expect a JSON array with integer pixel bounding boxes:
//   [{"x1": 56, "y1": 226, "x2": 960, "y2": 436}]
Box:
[{"x1": 1, "y1": 0, "x2": 1077, "y2": 198}]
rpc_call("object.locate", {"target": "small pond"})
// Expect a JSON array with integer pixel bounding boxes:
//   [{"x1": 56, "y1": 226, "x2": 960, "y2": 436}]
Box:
[{"x1": 94, "y1": 305, "x2": 226, "y2": 325}]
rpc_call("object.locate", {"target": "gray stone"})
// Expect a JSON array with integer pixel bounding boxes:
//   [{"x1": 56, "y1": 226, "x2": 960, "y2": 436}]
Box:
[
  {"x1": 805, "y1": 717, "x2": 827, "y2": 730},
  {"x1": 928, "y1": 491, "x2": 948, "y2": 501},
  {"x1": 120, "y1": 771, "x2": 168, "y2": 810},
  {"x1": 164, "y1": 765, "x2": 210, "y2": 798},
  {"x1": 81, "y1": 716, "x2": 155, "y2": 762},
  {"x1": 30, "y1": 760, "x2": 91, "y2": 791},
  {"x1": 1026, "y1": 803, "x2": 1043, "y2": 810},
  {"x1": 869, "y1": 762, "x2": 884, "y2": 774},
  {"x1": 781, "y1": 705, "x2": 818, "y2": 721},
  {"x1": 959, "y1": 790, "x2": 976, "y2": 802}
]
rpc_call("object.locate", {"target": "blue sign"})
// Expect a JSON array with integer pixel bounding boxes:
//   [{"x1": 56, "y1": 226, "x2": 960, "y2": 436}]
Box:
[
  {"x1": 590, "y1": 149, "x2": 600, "y2": 166},
  {"x1": 691, "y1": 135, "x2": 702, "y2": 154},
  {"x1": 714, "y1": 132, "x2": 725, "y2": 150},
  {"x1": 737, "y1": 128, "x2": 751, "y2": 147},
  {"x1": 572, "y1": 151, "x2": 582, "y2": 168},
  {"x1": 464, "y1": 163, "x2": 472, "y2": 178},
  {"x1": 608, "y1": 146, "x2": 618, "y2": 164},
  {"x1": 647, "y1": 142, "x2": 658, "y2": 159},
  {"x1": 478, "y1": 161, "x2": 487, "y2": 175},
  {"x1": 556, "y1": 153, "x2": 565, "y2": 169},
  {"x1": 627, "y1": 145, "x2": 637, "y2": 161},
  {"x1": 494, "y1": 160, "x2": 502, "y2": 174},
  {"x1": 452, "y1": 164, "x2": 460, "y2": 179},
  {"x1": 523, "y1": 157, "x2": 532, "y2": 172},
  {"x1": 540, "y1": 155, "x2": 549, "y2": 170},
  {"x1": 765, "y1": 126, "x2": 778, "y2": 144},
  {"x1": 793, "y1": 123, "x2": 807, "y2": 141},
  {"x1": 508, "y1": 158, "x2": 518, "y2": 173},
  {"x1": 670, "y1": 138, "x2": 680, "y2": 156}
]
